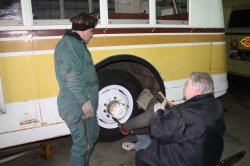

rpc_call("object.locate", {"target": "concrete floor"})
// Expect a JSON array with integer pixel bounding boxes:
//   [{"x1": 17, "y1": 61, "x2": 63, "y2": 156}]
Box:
[
  {"x1": 4, "y1": 78, "x2": 250, "y2": 166},
  {"x1": 220, "y1": 84, "x2": 250, "y2": 166}
]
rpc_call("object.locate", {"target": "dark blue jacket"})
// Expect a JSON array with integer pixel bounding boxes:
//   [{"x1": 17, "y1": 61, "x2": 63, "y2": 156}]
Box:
[{"x1": 136, "y1": 93, "x2": 225, "y2": 166}]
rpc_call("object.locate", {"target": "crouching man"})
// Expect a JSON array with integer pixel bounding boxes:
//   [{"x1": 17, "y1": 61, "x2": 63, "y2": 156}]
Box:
[{"x1": 136, "y1": 72, "x2": 225, "y2": 166}]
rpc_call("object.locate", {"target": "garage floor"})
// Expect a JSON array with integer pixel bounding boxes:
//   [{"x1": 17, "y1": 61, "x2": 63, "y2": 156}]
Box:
[{"x1": 3, "y1": 76, "x2": 250, "y2": 166}]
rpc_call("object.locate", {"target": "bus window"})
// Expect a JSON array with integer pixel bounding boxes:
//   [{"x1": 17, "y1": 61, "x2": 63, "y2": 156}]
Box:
[
  {"x1": 32, "y1": 0, "x2": 60, "y2": 19},
  {"x1": 0, "y1": 0, "x2": 23, "y2": 25},
  {"x1": 108, "y1": 0, "x2": 149, "y2": 24},
  {"x1": 156, "y1": 0, "x2": 188, "y2": 25},
  {"x1": 32, "y1": 0, "x2": 100, "y2": 25},
  {"x1": 228, "y1": 9, "x2": 250, "y2": 28}
]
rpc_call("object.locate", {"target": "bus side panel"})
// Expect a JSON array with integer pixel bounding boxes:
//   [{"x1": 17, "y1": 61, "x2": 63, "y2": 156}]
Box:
[
  {"x1": 0, "y1": 53, "x2": 42, "y2": 134},
  {"x1": 191, "y1": 44, "x2": 211, "y2": 74},
  {"x1": 33, "y1": 54, "x2": 63, "y2": 125},
  {"x1": 191, "y1": 0, "x2": 224, "y2": 28}
]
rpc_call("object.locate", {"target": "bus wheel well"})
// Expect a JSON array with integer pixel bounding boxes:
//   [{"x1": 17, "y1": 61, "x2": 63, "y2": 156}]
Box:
[
  {"x1": 96, "y1": 54, "x2": 165, "y2": 95},
  {"x1": 96, "y1": 55, "x2": 165, "y2": 141}
]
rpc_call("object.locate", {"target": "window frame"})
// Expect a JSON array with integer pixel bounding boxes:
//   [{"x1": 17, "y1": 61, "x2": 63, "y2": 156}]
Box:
[{"x1": 0, "y1": 0, "x2": 190, "y2": 31}]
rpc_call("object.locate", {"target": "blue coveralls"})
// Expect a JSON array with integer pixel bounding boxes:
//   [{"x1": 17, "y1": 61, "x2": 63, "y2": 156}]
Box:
[{"x1": 54, "y1": 31, "x2": 100, "y2": 166}]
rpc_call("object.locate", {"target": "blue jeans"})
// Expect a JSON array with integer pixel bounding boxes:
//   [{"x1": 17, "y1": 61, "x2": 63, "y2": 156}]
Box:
[{"x1": 135, "y1": 135, "x2": 152, "y2": 151}]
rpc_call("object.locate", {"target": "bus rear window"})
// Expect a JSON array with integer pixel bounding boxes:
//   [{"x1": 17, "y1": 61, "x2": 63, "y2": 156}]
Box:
[{"x1": 228, "y1": 9, "x2": 250, "y2": 28}]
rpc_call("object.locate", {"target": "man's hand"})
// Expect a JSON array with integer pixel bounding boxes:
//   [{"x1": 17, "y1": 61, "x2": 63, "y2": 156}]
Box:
[
  {"x1": 154, "y1": 103, "x2": 165, "y2": 113},
  {"x1": 158, "y1": 91, "x2": 174, "y2": 108},
  {"x1": 153, "y1": 102, "x2": 165, "y2": 116},
  {"x1": 82, "y1": 99, "x2": 94, "y2": 119}
]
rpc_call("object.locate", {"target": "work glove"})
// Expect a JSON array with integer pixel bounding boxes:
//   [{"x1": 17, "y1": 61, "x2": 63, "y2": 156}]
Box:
[
  {"x1": 82, "y1": 99, "x2": 94, "y2": 119},
  {"x1": 153, "y1": 102, "x2": 165, "y2": 116},
  {"x1": 154, "y1": 102, "x2": 165, "y2": 112}
]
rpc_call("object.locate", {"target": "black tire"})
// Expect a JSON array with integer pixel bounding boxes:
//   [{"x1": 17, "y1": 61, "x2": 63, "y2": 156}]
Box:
[{"x1": 97, "y1": 69, "x2": 143, "y2": 142}]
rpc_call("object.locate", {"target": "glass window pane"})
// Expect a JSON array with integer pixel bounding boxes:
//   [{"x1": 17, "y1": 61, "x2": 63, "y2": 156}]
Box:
[
  {"x1": 32, "y1": 0, "x2": 60, "y2": 19},
  {"x1": 229, "y1": 9, "x2": 250, "y2": 28},
  {"x1": 156, "y1": 0, "x2": 188, "y2": 25},
  {"x1": 32, "y1": 0, "x2": 99, "y2": 20},
  {"x1": 0, "y1": 0, "x2": 22, "y2": 21},
  {"x1": 108, "y1": 0, "x2": 149, "y2": 24}
]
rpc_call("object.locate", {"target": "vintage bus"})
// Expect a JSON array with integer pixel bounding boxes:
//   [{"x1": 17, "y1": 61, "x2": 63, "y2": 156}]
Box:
[
  {"x1": 223, "y1": 0, "x2": 250, "y2": 78},
  {"x1": 0, "y1": 0, "x2": 228, "y2": 149}
]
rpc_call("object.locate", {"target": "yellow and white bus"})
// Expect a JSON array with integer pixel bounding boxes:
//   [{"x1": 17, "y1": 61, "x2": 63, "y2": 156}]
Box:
[
  {"x1": 0, "y1": 0, "x2": 228, "y2": 149},
  {"x1": 223, "y1": 0, "x2": 250, "y2": 78}
]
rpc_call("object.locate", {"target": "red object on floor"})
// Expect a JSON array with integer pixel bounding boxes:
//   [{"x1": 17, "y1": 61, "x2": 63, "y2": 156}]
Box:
[{"x1": 216, "y1": 151, "x2": 246, "y2": 166}]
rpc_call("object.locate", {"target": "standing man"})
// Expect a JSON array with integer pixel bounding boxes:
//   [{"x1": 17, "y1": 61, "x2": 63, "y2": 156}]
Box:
[
  {"x1": 135, "y1": 72, "x2": 225, "y2": 166},
  {"x1": 54, "y1": 12, "x2": 99, "y2": 166}
]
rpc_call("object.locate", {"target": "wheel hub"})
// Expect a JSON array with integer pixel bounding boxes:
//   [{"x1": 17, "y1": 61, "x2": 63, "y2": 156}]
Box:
[
  {"x1": 107, "y1": 100, "x2": 127, "y2": 119},
  {"x1": 97, "y1": 85, "x2": 133, "y2": 129}
]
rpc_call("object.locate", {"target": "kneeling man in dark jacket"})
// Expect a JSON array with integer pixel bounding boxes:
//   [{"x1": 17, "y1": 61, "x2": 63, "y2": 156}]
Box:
[{"x1": 136, "y1": 72, "x2": 225, "y2": 166}]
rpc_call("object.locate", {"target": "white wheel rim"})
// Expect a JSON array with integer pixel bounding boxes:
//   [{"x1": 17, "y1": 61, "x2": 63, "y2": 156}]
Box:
[{"x1": 97, "y1": 85, "x2": 134, "y2": 129}]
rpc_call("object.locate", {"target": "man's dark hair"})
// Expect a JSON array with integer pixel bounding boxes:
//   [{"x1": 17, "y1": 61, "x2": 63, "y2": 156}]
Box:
[{"x1": 70, "y1": 12, "x2": 98, "y2": 31}]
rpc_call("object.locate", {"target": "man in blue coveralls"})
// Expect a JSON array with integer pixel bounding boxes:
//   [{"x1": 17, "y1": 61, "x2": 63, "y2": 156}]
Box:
[{"x1": 54, "y1": 12, "x2": 99, "y2": 166}]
